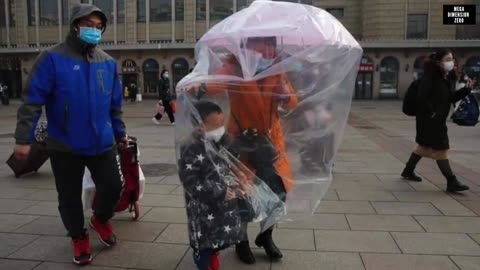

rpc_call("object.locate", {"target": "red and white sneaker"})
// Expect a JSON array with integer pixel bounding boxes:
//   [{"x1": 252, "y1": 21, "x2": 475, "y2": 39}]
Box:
[
  {"x1": 89, "y1": 215, "x2": 117, "y2": 247},
  {"x1": 72, "y1": 234, "x2": 92, "y2": 265}
]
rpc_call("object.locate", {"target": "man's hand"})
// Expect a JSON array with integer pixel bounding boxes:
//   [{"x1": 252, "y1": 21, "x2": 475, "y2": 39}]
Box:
[
  {"x1": 466, "y1": 78, "x2": 477, "y2": 89},
  {"x1": 116, "y1": 136, "x2": 128, "y2": 148},
  {"x1": 15, "y1": 144, "x2": 31, "y2": 161},
  {"x1": 225, "y1": 187, "x2": 236, "y2": 201}
]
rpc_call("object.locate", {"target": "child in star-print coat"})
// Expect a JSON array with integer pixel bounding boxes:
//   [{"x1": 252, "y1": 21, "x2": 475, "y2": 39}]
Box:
[{"x1": 178, "y1": 101, "x2": 248, "y2": 270}]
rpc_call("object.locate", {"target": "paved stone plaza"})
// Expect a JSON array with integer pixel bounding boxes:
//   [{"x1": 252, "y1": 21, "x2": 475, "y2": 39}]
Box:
[{"x1": 0, "y1": 100, "x2": 479, "y2": 270}]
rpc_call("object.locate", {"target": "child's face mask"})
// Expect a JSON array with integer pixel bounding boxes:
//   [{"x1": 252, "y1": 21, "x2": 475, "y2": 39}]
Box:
[{"x1": 205, "y1": 126, "x2": 225, "y2": 142}]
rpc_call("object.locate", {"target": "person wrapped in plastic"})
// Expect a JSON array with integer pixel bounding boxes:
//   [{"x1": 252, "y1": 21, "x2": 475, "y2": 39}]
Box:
[{"x1": 176, "y1": 0, "x2": 363, "y2": 266}]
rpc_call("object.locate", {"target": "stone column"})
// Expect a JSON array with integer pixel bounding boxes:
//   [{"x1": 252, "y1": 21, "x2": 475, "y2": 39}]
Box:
[
  {"x1": 184, "y1": 0, "x2": 195, "y2": 43},
  {"x1": 125, "y1": 0, "x2": 137, "y2": 44}
]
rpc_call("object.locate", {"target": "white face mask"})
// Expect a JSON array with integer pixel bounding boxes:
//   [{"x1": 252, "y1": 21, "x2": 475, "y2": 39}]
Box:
[
  {"x1": 205, "y1": 127, "x2": 225, "y2": 143},
  {"x1": 163, "y1": 72, "x2": 169, "y2": 79},
  {"x1": 442, "y1": 61, "x2": 454, "y2": 72}
]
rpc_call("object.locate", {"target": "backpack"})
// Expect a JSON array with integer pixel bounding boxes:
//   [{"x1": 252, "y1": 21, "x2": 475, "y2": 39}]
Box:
[
  {"x1": 403, "y1": 80, "x2": 419, "y2": 116},
  {"x1": 451, "y1": 94, "x2": 479, "y2": 126}
]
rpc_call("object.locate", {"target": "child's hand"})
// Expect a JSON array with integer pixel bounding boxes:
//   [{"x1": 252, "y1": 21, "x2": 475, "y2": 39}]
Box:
[{"x1": 225, "y1": 187, "x2": 236, "y2": 201}]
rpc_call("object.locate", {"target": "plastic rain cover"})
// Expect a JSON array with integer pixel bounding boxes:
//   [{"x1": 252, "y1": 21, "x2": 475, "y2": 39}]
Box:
[{"x1": 174, "y1": 0, "x2": 362, "y2": 251}]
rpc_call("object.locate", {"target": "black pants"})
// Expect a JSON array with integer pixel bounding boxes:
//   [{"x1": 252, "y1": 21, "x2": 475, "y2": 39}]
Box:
[
  {"x1": 49, "y1": 148, "x2": 123, "y2": 239},
  {"x1": 154, "y1": 99, "x2": 175, "y2": 123}
]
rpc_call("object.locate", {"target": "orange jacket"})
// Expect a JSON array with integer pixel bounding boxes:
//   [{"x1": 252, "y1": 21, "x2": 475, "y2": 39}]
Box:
[{"x1": 205, "y1": 59, "x2": 298, "y2": 192}]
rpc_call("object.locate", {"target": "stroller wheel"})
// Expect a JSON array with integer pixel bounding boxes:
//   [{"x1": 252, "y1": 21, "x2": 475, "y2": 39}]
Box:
[{"x1": 132, "y1": 202, "x2": 140, "y2": 221}]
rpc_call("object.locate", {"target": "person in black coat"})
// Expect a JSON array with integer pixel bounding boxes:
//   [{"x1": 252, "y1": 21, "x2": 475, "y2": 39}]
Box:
[
  {"x1": 152, "y1": 69, "x2": 175, "y2": 125},
  {"x1": 401, "y1": 48, "x2": 476, "y2": 192}
]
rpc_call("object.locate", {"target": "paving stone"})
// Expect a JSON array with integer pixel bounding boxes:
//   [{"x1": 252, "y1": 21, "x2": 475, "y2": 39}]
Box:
[
  {"x1": 170, "y1": 186, "x2": 184, "y2": 195},
  {"x1": 315, "y1": 201, "x2": 376, "y2": 214},
  {"x1": 415, "y1": 216, "x2": 480, "y2": 233},
  {"x1": 140, "y1": 207, "x2": 188, "y2": 223},
  {"x1": 19, "y1": 202, "x2": 60, "y2": 216},
  {"x1": 470, "y1": 234, "x2": 480, "y2": 244},
  {"x1": 450, "y1": 256, "x2": 480, "y2": 270},
  {"x1": 144, "y1": 176, "x2": 165, "y2": 184},
  {"x1": 14, "y1": 216, "x2": 66, "y2": 236},
  {"x1": 155, "y1": 223, "x2": 189, "y2": 244},
  {"x1": 277, "y1": 214, "x2": 349, "y2": 230},
  {"x1": 459, "y1": 200, "x2": 480, "y2": 216},
  {"x1": 346, "y1": 214, "x2": 424, "y2": 232},
  {"x1": 431, "y1": 199, "x2": 477, "y2": 216},
  {"x1": 0, "y1": 233, "x2": 39, "y2": 257},
  {"x1": 314, "y1": 231, "x2": 400, "y2": 253},
  {"x1": 371, "y1": 202, "x2": 442, "y2": 215},
  {"x1": 8, "y1": 235, "x2": 102, "y2": 263},
  {"x1": 0, "y1": 187, "x2": 38, "y2": 199},
  {"x1": 392, "y1": 232, "x2": 480, "y2": 255},
  {"x1": 361, "y1": 254, "x2": 458, "y2": 270},
  {"x1": 337, "y1": 190, "x2": 397, "y2": 201},
  {"x1": 0, "y1": 199, "x2": 38, "y2": 214},
  {"x1": 0, "y1": 258, "x2": 40, "y2": 270},
  {"x1": 405, "y1": 181, "x2": 442, "y2": 191},
  {"x1": 272, "y1": 251, "x2": 365, "y2": 270},
  {"x1": 158, "y1": 175, "x2": 181, "y2": 185},
  {"x1": 333, "y1": 173, "x2": 379, "y2": 182},
  {"x1": 33, "y1": 262, "x2": 124, "y2": 270},
  {"x1": 92, "y1": 241, "x2": 188, "y2": 270},
  {"x1": 392, "y1": 191, "x2": 451, "y2": 202},
  {"x1": 112, "y1": 220, "x2": 168, "y2": 242},
  {"x1": 331, "y1": 181, "x2": 414, "y2": 192},
  {"x1": 0, "y1": 214, "x2": 38, "y2": 232},
  {"x1": 143, "y1": 184, "x2": 178, "y2": 195},
  {"x1": 139, "y1": 194, "x2": 185, "y2": 207},
  {"x1": 323, "y1": 190, "x2": 339, "y2": 201},
  {"x1": 20, "y1": 189, "x2": 57, "y2": 201},
  {"x1": 272, "y1": 229, "x2": 316, "y2": 251}
]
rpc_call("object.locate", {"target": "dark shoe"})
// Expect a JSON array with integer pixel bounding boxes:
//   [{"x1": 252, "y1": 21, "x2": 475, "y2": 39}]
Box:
[
  {"x1": 401, "y1": 167, "x2": 422, "y2": 182},
  {"x1": 255, "y1": 229, "x2": 283, "y2": 260},
  {"x1": 72, "y1": 233, "x2": 92, "y2": 265},
  {"x1": 235, "y1": 241, "x2": 256, "y2": 264},
  {"x1": 89, "y1": 215, "x2": 117, "y2": 247},
  {"x1": 446, "y1": 176, "x2": 470, "y2": 192}
]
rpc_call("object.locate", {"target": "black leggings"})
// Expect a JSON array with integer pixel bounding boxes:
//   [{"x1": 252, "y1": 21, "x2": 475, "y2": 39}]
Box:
[
  {"x1": 49, "y1": 148, "x2": 123, "y2": 239},
  {"x1": 154, "y1": 99, "x2": 175, "y2": 123}
]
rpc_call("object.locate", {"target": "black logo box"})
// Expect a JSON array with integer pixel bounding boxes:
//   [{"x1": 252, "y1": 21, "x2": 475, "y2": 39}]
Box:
[{"x1": 443, "y1": 5, "x2": 476, "y2": 25}]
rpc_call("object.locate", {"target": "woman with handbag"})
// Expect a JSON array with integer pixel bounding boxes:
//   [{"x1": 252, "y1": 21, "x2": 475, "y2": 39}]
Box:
[{"x1": 152, "y1": 69, "x2": 176, "y2": 125}]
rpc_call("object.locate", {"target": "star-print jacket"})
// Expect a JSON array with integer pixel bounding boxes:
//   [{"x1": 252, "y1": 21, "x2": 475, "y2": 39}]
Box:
[{"x1": 178, "y1": 134, "x2": 243, "y2": 252}]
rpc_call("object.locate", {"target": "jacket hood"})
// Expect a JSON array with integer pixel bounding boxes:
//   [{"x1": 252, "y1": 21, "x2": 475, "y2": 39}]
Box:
[{"x1": 70, "y1": 3, "x2": 107, "y2": 29}]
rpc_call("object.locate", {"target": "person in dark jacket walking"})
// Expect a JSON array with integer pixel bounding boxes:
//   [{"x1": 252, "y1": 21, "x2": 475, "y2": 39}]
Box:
[
  {"x1": 152, "y1": 69, "x2": 175, "y2": 125},
  {"x1": 401, "y1": 49, "x2": 476, "y2": 192},
  {"x1": 13, "y1": 3, "x2": 126, "y2": 266},
  {"x1": 178, "y1": 101, "x2": 248, "y2": 270},
  {"x1": 128, "y1": 81, "x2": 138, "y2": 102}
]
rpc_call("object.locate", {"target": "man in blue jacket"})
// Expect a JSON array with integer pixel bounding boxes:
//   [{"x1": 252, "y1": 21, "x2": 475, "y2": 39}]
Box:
[{"x1": 14, "y1": 3, "x2": 126, "y2": 266}]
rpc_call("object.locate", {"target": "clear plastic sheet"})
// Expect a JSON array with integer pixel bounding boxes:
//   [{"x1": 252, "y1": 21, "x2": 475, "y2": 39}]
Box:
[{"x1": 175, "y1": 0, "x2": 362, "y2": 249}]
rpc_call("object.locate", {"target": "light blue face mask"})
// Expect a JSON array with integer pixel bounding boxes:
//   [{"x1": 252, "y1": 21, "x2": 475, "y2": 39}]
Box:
[
  {"x1": 79, "y1": 27, "x2": 102, "y2": 45},
  {"x1": 257, "y1": 58, "x2": 274, "y2": 73}
]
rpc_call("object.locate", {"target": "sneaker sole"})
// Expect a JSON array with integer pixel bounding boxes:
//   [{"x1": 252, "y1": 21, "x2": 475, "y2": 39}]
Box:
[
  {"x1": 89, "y1": 220, "x2": 113, "y2": 247},
  {"x1": 73, "y1": 255, "x2": 92, "y2": 265}
]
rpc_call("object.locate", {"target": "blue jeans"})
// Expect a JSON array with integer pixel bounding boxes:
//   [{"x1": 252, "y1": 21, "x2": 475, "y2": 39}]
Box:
[{"x1": 193, "y1": 249, "x2": 213, "y2": 270}]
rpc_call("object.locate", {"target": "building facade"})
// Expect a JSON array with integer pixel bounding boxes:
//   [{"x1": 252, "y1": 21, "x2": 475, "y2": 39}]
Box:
[{"x1": 0, "y1": 0, "x2": 479, "y2": 99}]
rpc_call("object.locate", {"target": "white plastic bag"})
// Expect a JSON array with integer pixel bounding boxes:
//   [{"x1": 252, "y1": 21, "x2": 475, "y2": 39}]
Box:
[{"x1": 82, "y1": 168, "x2": 96, "y2": 210}]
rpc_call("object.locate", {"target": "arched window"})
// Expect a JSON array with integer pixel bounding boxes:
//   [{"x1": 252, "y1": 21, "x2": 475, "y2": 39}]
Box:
[
  {"x1": 143, "y1": 59, "x2": 160, "y2": 94},
  {"x1": 171, "y1": 58, "x2": 190, "y2": 92}
]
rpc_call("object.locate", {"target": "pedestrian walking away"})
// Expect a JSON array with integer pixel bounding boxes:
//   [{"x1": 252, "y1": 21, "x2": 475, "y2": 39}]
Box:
[
  {"x1": 152, "y1": 69, "x2": 176, "y2": 125},
  {"x1": 401, "y1": 48, "x2": 476, "y2": 192},
  {"x1": 13, "y1": 3, "x2": 126, "y2": 266}
]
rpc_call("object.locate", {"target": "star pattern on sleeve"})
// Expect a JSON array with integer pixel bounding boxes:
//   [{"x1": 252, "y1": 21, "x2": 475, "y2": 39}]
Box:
[
  {"x1": 224, "y1": 225, "x2": 232, "y2": 233},
  {"x1": 186, "y1": 164, "x2": 193, "y2": 170},
  {"x1": 196, "y1": 184, "x2": 203, "y2": 191},
  {"x1": 196, "y1": 153, "x2": 205, "y2": 163},
  {"x1": 212, "y1": 243, "x2": 219, "y2": 249},
  {"x1": 207, "y1": 214, "x2": 215, "y2": 221},
  {"x1": 214, "y1": 163, "x2": 222, "y2": 173}
]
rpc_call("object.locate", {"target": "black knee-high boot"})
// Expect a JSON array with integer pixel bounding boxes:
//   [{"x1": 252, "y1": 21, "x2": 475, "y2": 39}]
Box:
[
  {"x1": 255, "y1": 226, "x2": 283, "y2": 260},
  {"x1": 401, "y1": 152, "x2": 422, "y2": 181},
  {"x1": 436, "y1": 159, "x2": 469, "y2": 192}
]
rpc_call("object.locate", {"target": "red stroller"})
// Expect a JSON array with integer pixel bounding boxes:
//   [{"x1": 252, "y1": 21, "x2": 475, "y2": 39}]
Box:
[{"x1": 86, "y1": 136, "x2": 144, "y2": 221}]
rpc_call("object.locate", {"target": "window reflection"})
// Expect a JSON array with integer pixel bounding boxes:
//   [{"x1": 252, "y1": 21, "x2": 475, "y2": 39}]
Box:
[
  {"x1": 236, "y1": 0, "x2": 247, "y2": 11},
  {"x1": 28, "y1": 0, "x2": 59, "y2": 26},
  {"x1": 93, "y1": 0, "x2": 113, "y2": 24},
  {"x1": 176, "y1": 0, "x2": 184, "y2": 21},
  {"x1": 118, "y1": 0, "x2": 125, "y2": 23},
  {"x1": 210, "y1": 0, "x2": 233, "y2": 21},
  {"x1": 196, "y1": 0, "x2": 206, "y2": 20},
  {"x1": 137, "y1": 0, "x2": 146, "y2": 22},
  {"x1": 151, "y1": 0, "x2": 171, "y2": 22}
]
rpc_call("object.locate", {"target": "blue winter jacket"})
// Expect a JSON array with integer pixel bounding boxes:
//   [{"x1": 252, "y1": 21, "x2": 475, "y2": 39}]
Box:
[{"x1": 15, "y1": 34, "x2": 126, "y2": 155}]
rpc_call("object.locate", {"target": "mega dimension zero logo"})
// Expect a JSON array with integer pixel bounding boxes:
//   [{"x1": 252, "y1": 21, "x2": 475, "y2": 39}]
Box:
[{"x1": 443, "y1": 5, "x2": 476, "y2": 25}]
